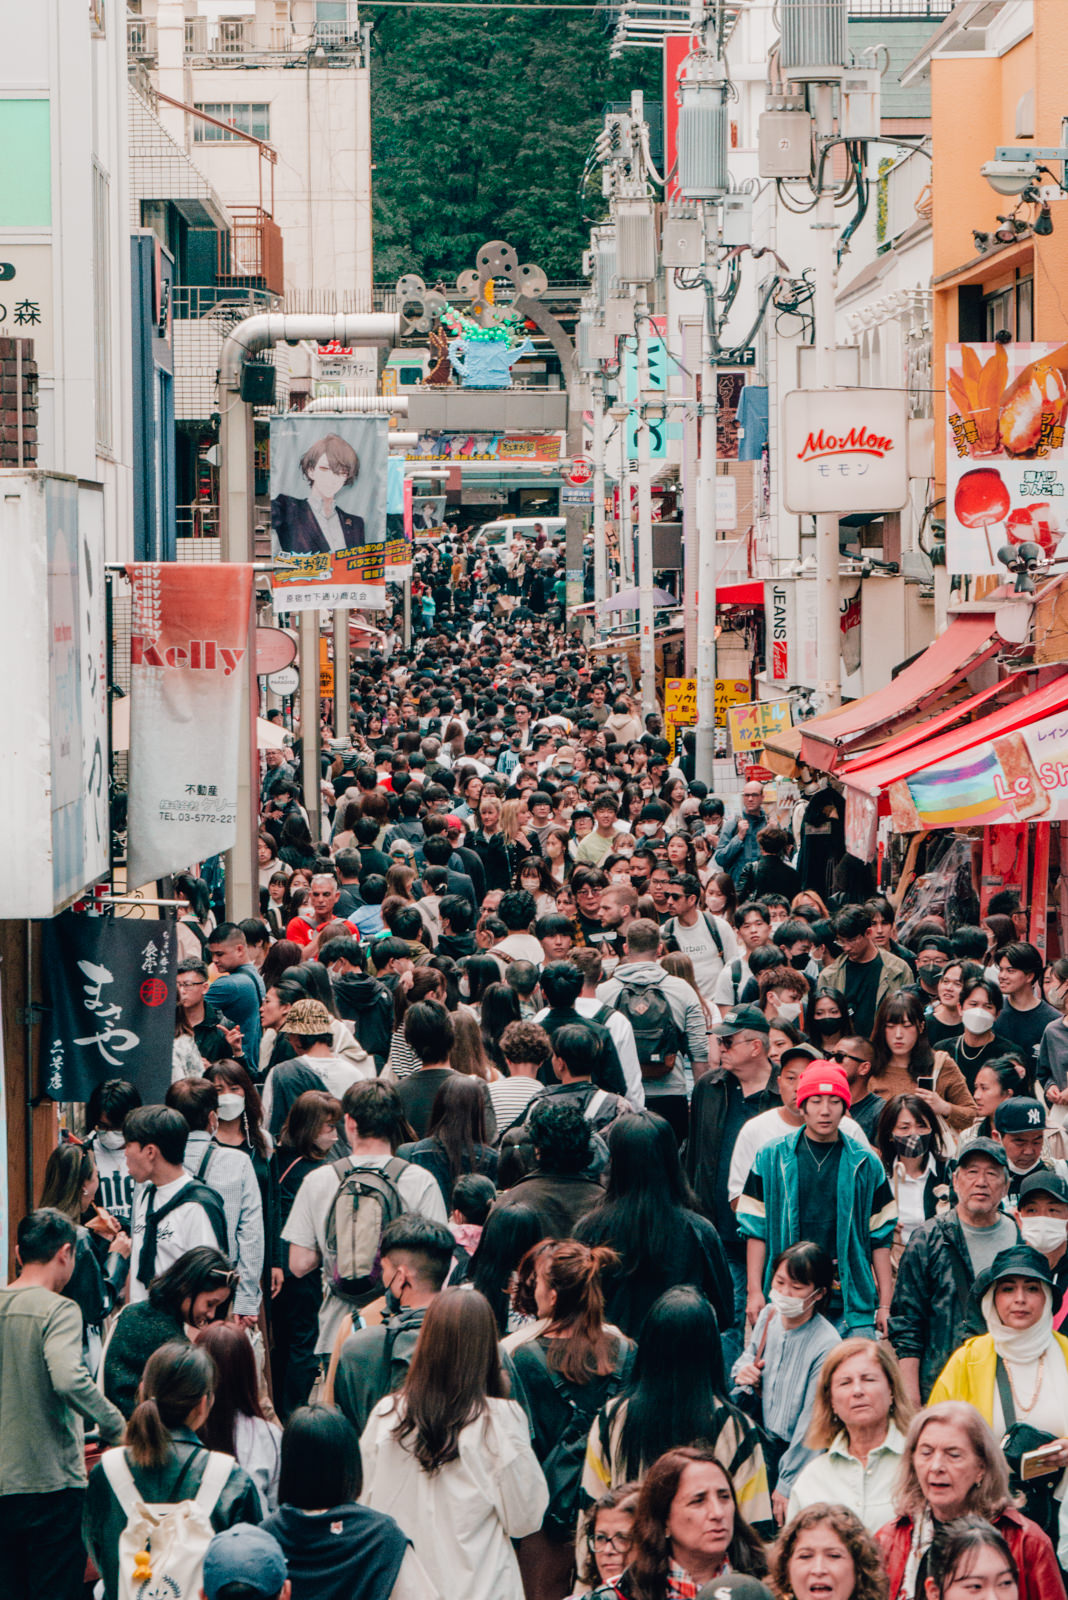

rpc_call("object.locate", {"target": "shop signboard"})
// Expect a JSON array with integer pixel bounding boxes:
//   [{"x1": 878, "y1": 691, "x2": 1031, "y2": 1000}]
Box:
[
  {"x1": 728, "y1": 698, "x2": 793, "y2": 753},
  {"x1": 782, "y1": 389, "x2": 909, "y2": 514}
]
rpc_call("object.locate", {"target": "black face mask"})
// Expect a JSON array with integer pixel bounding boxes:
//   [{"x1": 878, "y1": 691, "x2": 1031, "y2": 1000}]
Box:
[
  {"x1": 790, "y1": 952, "x2": 811, "y2": 971},
  {"x1": 917, "y1": 964, "x2": 943, "y2": 988},
  {"x1": 812, "y1": 1015, "x2": 842, "y2": 1037},
  {"x1": 892, "y1": 1132, "x2": 932, "y2": 1160}
]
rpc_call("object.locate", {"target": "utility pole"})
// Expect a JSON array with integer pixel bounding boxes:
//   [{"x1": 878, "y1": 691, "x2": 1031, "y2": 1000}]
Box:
[
  {"x1": 299, "y1": 611, "x2": 322, "y2": 844},
  {"x1": 812, "y1": 82, "x2": 841, "y2": 712},
  {"x1": 694, "y1": 197, "x2": 721, "y2": 785},
  {"x1": 333, "y1": 608, "x2": 349, "y2": 739},
  {"x1": 635, "y1": 290, "x2": 658, "y2": 719},
  {"x1": 592, "y1": 374, "x2": 608, "y2": 617}
]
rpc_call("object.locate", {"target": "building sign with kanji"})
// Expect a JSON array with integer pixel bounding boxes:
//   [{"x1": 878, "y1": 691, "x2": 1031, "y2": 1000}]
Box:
[{"x1": 0, "y1": 245, "x2": 53, "y2": 368}]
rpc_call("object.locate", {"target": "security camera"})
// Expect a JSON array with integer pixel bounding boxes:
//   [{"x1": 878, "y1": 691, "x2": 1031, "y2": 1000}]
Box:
[{"x1": 981, "y1": 159, "x2": 1040, "y2": 196}]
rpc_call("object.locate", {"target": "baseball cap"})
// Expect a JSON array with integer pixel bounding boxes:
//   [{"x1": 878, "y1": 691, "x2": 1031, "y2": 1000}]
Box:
[
  {"x1": 711, "y1": 1004, "x2": 771, "y2": 1038},
  {"x1": 954, "y1": 1135, "x2": 1009, "y2": 1169},
  {"x1": 1019, "y1": 1169, "x2": 1068, "y2": 1205},
  {"x1": 993, "y1": 1097, "x2": 1047, "y2": 1135},
  {"x1": 778, "y1": 1040, "x2": 822, "y2": 1067},
  {"x1": 696, "y1": 1577, "x2": 775, "y2": 1600},
  {"x1": 795, "y1": 1062, "x2": 851, "y2": 1107},
  {"x1": 979, "y1": 1243, "x2": 1055, "y2": 1291},
  {"x1": 283, "y1": 998, "x2": 334, "y2": 1036},
  {"x1": 202, "y1": 1525, "x2": 287, "y2": 1600}
]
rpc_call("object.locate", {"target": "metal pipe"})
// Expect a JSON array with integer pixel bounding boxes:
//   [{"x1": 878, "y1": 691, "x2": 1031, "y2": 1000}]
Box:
[
  {"x1": 303, "y1": 394, "x2": 410, "y2": 414},
  {"x1": 334, "y1": 608, "x2": 350, "y2": 738},
  {"x1": 592, "y1": 376, "x2": 608, "y2": 616},
  {"x1": 218, "y1": 313, "x2": 400, "y2": 391}
]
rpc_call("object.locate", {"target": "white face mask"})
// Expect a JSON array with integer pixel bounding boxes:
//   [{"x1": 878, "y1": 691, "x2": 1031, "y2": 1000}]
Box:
[
  {"x1": 1020, "y1": 1216, "x2": 1068, "y2": 1254},
  {"x1": 638, "y1": 822, "x2": 658, "y2": 836},
  {"x1": 776, "y1": 1002, "x2": 803, "y2": 1024},
  {"x1": 97, "y1": 1130, "x2": 125, "y2": 1152},
  {"x1": 216, "y1": 1093, "x2": 245, "y2": 1123},
  {"x1": 769, "y1": 1288, "x2": 813, "y2": 1319},
  {"x1": 962, "y1": 1007, "x2": 995, "y2": 1034}
]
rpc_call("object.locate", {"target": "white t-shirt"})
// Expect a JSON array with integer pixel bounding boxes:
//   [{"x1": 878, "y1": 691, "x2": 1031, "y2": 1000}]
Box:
[
  {"x1": 129, "y1": 1173, "x2": 221, "y2": 1301},
  {"x1": 282, "y1": 1153, "x2": 448, "y2": 1354},
  {"x1": 92, "y1": 1137, "x2": 135, "y2": 1230},
  {"x1": 727, "y1": 1109, "x2": 873, "y2": 1202},
  {"x1": 666, "y1": 913, "x2": 739, "y2": 1004},
  {"x1": 713, "y1": 953, "x2": 753, "y2": 1008}
]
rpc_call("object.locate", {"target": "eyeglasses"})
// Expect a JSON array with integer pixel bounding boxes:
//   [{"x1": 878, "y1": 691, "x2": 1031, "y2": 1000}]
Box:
[
  {"x1": 830, "y1": 1051, "x2": 865, "y2": 1067},
  {"x1": 177, "y1": 979, "x2": 207, "y2": 991},
  {"x1": 590, "y1": 1532, "x2": 632, "y2": 1553},
  {"x1": 662, "y1": 891, "x2": 685, "y2": 901}
]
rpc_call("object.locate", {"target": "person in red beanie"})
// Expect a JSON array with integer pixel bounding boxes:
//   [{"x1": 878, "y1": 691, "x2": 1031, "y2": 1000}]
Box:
[{"x1": 737, "y1": 1059, "x2": 897, "y2": 1343}]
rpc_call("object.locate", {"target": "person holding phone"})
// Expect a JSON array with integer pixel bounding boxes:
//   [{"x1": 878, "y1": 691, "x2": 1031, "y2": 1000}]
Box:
[{"x1": 869, "y1": 992, "x2": 978, "y2": 1138}]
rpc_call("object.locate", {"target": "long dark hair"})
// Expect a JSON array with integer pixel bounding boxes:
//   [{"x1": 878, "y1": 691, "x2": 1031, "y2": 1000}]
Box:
[
  {"x1": 126, "y1": 1342, "x2": 216, "y2": 1469},
  {"x1": 875, "y1": 1093, "x2": 945, "y2": 1173},
  {"x1": 577, "y1": 1113, "x2": 698, "y2": 1281},
  {"x1": 926, "y1": 1515, "x2": 1018, "y2": 1599},
  {"x1": 195, "y1": 1320, "x2": 269, "y2": 1456},
  {"x1": 204, "y1": 1059, "x2": 269, "y2": 1160},
  {"x1": 463, "y1": 954, "x2": 503, "y2": 1007},
  {"x1": 392, "y1": 967, "x2": 445, "y2": 1030},
  {"x1": 394, "y1": 1288, "x2": 506, "y2": 1473},
  {"x1": 480, "y1": 982, "x2": 521, "y2": 1072},
  {"x1": 427, "y1": 1075, "x2": 489, "y2": 1186},
  {"x1": 469, "y1": 1205, "x2": 545, "y2": 1334},
  {"x1": 627, "y1": 1447, "x2": 766, "y2": 1598},
  {"x1": 261, "y1": 939, "x2": 304, "y2": 991},
  {"x1": 870, "y1": 989, "x2": 935, "y2": 1078},
  {"x1": 615, "y1": 1287, "x2": 738, "y2": 1480},
  {"x1": 278, "y1": 1089, "x2": 342, "y2": 1161},
  {"x1": 147, "y1": 1247, "x2": 237, "y2": 1325},
  {"x1": 286, "y1": 961, "x2": 338, "y2": 1017}
]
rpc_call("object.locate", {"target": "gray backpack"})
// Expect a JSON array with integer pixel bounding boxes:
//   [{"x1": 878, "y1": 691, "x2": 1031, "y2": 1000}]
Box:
[{"x1": 324, "y1": 1157, "x2": 409, "y2": 1302}]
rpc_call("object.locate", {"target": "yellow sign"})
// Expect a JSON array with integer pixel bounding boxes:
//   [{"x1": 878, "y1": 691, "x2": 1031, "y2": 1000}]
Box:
[
  {"x1": 319, "y1": 637, "x2": 334, "y2": 698},
  {"x1": 664, "y1": 677, "x2": 697, "y2": 759},
  {"x1": 728, "y1": 698, "x2": 793, "y2": 753},
  {"x1": 715, "y1": 679, "x2": 750, "y2": 729}
]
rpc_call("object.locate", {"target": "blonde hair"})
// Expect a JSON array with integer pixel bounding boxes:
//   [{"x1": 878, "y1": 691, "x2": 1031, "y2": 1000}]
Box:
[
  {"x1": 895, "y1": 1403, "x2": 1010, "y2": 1521},
  {"x1": 500, "y1": 799, "x2": 526, "y2": 845},
  {"x1": 806, "y1": 1338, "x2": 914, "y2": 1451}
]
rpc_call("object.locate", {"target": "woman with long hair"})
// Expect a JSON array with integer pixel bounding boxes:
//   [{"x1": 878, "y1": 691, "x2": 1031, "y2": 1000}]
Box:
[
  {"x1": 40, "y1": 1142, "x2": 126, "y2": 1371},
  {"x1": 517, "y1": 856, "x2": 562, "y2": 918},
  {"x1": 808, "y1": 987, "x2": 854, "y2": 1054},
  {"x1": 659, "y1": 951, "x2": 718, "y2": 1040},
  {"x1": 85, "y1": 1342, "x2": 261, "y2": 1600},
  {"x1": 574, "y1": 1113, "x2": 733, "y2": 1339},
  {"x1": 102, "y1": 1247, "x2": 237, "y2": 1417},
  {"x1": 869, "y1": 991, "x2": 978, "y2": 1135},
  {"x1": 387, "y1": 967, "x2": 448, "y2": 1078},
  {"x1": 481, "y1": 981, "x2": 522, "y2": 1075},
  {"x1": 262, "y1": 1404, "x2": 428, "y2": 1600},
  {"x1": 665, "y1": 834, "x2": 698, "y2": 878},
  {"x1": 175, "y1": 871, "x2": 217, "y2": 961},
  {"x1": 583, "y1": 1287, "x2": 772, "y2": 1537},
  {"x1": 875, "y1": 1095, "x2": 952, "y2": 1253},
  {"x1": 397, "y1": 1075, "x2": 498, "y2": 1206},
  {"x1": 196, "y1": 1319, "x2": 282, "y2": 1513},
  {"x1": 278, "y1": 813, "x2": 318, "y2": 872},
  {"x1": 271, "y1": 1090, "x2": 342, "y2": 1416},
  {"x1": 510, "y1": 1239, "x2": 638, "y2": 1598},
  {"x1": 544, "y1": 827, "x2": 573, "y2": 886},
  {"x1": 769, "y1": 1504, "x2": 889, "y2": 1600},
  {"x1": 462, "y1": 953, "x2": 505, "y2": 1016},
  {"x1": 705, "y1": 872, "x2": 738, "y2": 926},
  {"x1": 574, "y1": 1485, "x2": 641, "y2": 1599},
  {"x1": 261, "y1": 937, "x2": 303, "y2": 994},
  {"x1": 786, "y1": 1339, "x2": 914, "y2": 1532},
  {"x1": 360, "y1": 1288, "x2": 548, "y2": 1600},
  {"x1": 923, "y1": 1517, "x2": 1019, "y2": 1600},
  {"x1": 956, "y1": 1055, "x2": 1035, "y2": 1149},
  {"x1": 469, "y1": 1204, "x2": 546, "y2": 1335},
  {"x1": 588, "y1": 1446, "x2": 767, "y2": 1598},
  {"x1": 450, "y1": 1007, "x2": 495, "y2": 1081}
]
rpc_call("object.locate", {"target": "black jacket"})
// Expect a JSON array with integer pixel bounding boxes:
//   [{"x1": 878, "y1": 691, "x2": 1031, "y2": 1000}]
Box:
[
  {"x1": 888, "y1": 1210, "x2": 996, "y2": 1400},
  {"x1": 436, "y1": 930, "x2": 477, "y2": 961},
  {"x1": 333, "y1": 972, "x2": 394, "y2": 1069},
  {"x1": 683, "y1": 1069, "x2": 781, "y2": 1243}
]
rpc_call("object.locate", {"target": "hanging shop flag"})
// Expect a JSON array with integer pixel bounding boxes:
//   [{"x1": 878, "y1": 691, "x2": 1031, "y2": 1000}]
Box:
[
  {"x1": 946, "y1": 341, "x2": 1068, "y2": 575},
  {"x1": 384, "y1": 455, "x2": 413, "y2": 582},
  {"x1": 42, "y1": 911, "x2": 177, "y2": 1104},
  {"x1": 270, "y1": 415, "x2": 389, "y2": 612},
  {"x1": 125, "y1": 562, "x2": 255, "y2": 888}
]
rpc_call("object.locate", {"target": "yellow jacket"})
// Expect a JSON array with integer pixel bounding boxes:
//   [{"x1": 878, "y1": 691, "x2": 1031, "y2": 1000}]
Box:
[{"x1": 929, "y1": 1330, "x2": 1068, "y2": 1422}]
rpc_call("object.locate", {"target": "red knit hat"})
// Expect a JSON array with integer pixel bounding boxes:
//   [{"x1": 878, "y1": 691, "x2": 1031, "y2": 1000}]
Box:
[{"x1": 795, "y1": 1062, "x2": 852, "y2": 1108}]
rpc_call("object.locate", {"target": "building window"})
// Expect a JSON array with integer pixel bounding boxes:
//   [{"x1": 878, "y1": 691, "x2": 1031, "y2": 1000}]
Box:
[
  {"x1": 92, "y1": 161, "x2": 112, "y2": 454},
  {"x1": 984, "y1": 276, "x2": 1034, "y2": 342},
  {"x1": 194, "y1": 103, "x2": 271, "y2": 142}
]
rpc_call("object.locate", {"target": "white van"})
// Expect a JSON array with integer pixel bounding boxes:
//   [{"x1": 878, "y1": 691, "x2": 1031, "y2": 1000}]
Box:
[{"x1": 475, "y1": 517, "x2": 566, "y2": 557}]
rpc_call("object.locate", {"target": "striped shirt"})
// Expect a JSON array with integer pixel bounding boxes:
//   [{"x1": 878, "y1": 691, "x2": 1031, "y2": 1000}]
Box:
[
  {"x1": 489, "y1": 1076, "x2": 544, "y2": 1136},
  {"x1": 731, "y1": 1308, "x2": 841, "y2": 1492}
]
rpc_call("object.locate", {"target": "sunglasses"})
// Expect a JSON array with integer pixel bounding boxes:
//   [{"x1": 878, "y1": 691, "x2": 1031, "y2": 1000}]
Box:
[{"x1": 830, "y1": 1050, "x2": 865, "y2": 1067}]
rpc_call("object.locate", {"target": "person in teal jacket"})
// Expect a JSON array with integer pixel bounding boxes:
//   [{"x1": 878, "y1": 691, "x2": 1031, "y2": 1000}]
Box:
[{"x1": 738, "y1": 1060, "x2": 896, "y2": 1339}]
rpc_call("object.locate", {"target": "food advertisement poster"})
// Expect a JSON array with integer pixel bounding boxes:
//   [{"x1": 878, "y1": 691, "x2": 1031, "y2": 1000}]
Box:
[
  {"x1": 946, "y1": 342, "x2": 1068, "y2": 575},
  {"x1": 887, "y1": 701, "x2": 1068, "y2": 831}
]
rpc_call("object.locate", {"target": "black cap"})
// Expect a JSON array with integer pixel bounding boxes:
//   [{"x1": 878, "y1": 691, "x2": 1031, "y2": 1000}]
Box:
[
  {"x1": 974, "y1": 1243, "x2": 1055, "y2": 1295},
  {"x1": 994, "y1": 1097, "x2": 1047, "y2": 1135},
  {"x1": 711, "y1": 1004, "x2": 772, "y2": 1038},
  {"x1": 1019, "y1": 1169, "x2": 1068, "y2": 1206},
  {"x1": 954, "y1": 1136, "x2": 1008, "y2": 1170}
]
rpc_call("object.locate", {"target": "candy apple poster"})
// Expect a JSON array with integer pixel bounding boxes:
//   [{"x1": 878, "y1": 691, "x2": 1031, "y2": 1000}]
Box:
[{"x1": 946, "y1": 342, "x2": 1068, "y2": 576}]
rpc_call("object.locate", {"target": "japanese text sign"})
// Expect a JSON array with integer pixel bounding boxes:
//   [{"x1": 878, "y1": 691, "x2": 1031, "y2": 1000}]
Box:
[
  {"x1": 782, "y1": 389, "x2": 909, "y2": 514},
  {"x1": 728, "y1": 698, "x2": 793, "y2": 753}
]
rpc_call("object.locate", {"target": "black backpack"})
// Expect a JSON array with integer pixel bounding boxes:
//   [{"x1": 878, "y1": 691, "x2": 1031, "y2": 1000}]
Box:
[
  {"x1": 613, "y1": 980, "x2": 682, "y2": 1081},
  {"x1": 531, "y1": 1340, "x2": 633, "y2": 1542},
  {"x1": 154, "y1": 1178, "x2": 229, "y2": 1257}
]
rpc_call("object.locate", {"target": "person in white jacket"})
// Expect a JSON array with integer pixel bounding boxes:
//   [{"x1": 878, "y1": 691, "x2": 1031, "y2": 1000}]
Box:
[{"x1": 360, "y1": 1287, "x2": 548, "y2": 1600}]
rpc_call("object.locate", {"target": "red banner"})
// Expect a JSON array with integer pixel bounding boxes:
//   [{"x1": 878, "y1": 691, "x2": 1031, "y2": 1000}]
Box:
[{"x1": 126, "y1": 563, "x2": 255, "y2": 887}]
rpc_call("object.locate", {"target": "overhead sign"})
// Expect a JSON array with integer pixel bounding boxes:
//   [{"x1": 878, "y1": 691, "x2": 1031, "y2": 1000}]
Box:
[
  {"x1": 267, "y1": 665, "x2": 298, "y2": 695},
  {"x1": 782, "y1": 389, "x2": 909, "y2": 514},
  {"x1": 728, "y1": 698, "x2": 793, "y2": 753},
  {"x1": 270, "y1": 415, "x2": 389, "y2": 613},
  {"x1": 562, "y1": 484, "x2": 595, "y2": 505},
  {"x1": 406, "y1": 432, "x2": 562, "y2": 462},
  {"x1": 568, "y1": 457, "x2": 593, "y2": 486},
  {"x1": 946, "y1": 342, "x2": 1068, "y2": 576}
]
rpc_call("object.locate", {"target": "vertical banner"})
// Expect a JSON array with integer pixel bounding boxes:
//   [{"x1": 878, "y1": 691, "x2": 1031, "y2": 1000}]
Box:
[
  {"x1": 270, "y1": 415, "x2": 389, "y2": 612},
  {"x1": 42, "y1": 911, "x2": 177, "y2": 1104},
  {"x1": 126, "y1": 562, "x2": 255, "y2": 888},
  {"x1": 1031, "y1": 822, "x2": 1051, "y2": 958},
  {"x1": 946, "y1": 342, "x2": 1068, "y2": 575},
  {"x1": 385, "y1": 455, "x2": 413, "y2": 583}
]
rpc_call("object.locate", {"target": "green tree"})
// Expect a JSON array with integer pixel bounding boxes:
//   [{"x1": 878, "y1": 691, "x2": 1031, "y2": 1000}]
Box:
[{"x1": 366, "y1": 1, "x2": 659, "y2": 283}]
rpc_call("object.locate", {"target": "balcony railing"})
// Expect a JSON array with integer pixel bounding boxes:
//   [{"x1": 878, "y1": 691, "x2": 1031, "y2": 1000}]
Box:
[
  {"x1": 171, "y1": 285, "x2": 281, "y2": 322},
  {"x1": 217, "y1": 207, "x2": 285, "y2": 297},
  {"x1": 127, "y1": 16, "x2": 157, "y2": 59}
]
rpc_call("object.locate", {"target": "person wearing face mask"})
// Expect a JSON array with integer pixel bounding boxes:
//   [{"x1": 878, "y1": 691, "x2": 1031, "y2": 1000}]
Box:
[
  {"x1": 1016, "y1": 1171, "x2": 1068, "y2": 1331},
  {"x1": 952, "y1": 980, "x2": 1008, "y2": 1093},
  {"x1": 991, "y1": 1097, "x2": 1068, "y2": 1209},
  {"x1": 1039, "y1": 957, "x2": 1068, "y2": 1129},
  {"x1": 875, "y1": 1094, "x2": 952, "y2": 1258},
  {"x1": 206, "y1": 1060, "x2": 284, "y2": 1311},
  {"x1": 924, "y1": 960, "x2": 973, "y2": 1053},
  {"x1": 807, "y1": 988, "x2": 852, "y2": 1053},
  {"x1": 757, "y1": 966, "x2": 810, "y2": 1031},
  {"x1": 660, "y1": 872, "x2": 739, "y2": 1006},
  {"x1": 85, "y1": 1077, "x2": 143, "y2": 1232},
  {"x1": 732, "y1": 1241, "x2": 840, "y2": 1519},
  {"x1": 903, "y1": 936, "x2": 954, "y2": 1011},
  {"x1": 332, "y1": 1216, "x2": 456, "y2": 1438}
]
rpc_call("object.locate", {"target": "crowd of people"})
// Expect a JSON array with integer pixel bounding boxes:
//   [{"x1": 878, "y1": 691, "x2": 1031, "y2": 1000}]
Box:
[{"x1": 8, "y1": 536, "x2": 1068, "y2": 1600}]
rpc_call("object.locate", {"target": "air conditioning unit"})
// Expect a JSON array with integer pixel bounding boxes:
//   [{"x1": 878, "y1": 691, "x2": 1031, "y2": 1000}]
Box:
[{"x1": 778, "y1": 0, "x2": 848, "y2": 81}]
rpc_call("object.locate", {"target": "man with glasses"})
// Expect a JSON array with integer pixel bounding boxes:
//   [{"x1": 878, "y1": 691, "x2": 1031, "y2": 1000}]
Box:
[
  {"x1": 175, "y1": 959, "x2": 244, "y2": 1066},
  {"x1": 715, "y1": 783, "x2": 769, "y2": 886},
  {"x1": 827, "y1": 1036, "x2": 884, "y2": 1140},
  {"x1": 661, "y1": 873, "x2": 738, "y2": 1005}
]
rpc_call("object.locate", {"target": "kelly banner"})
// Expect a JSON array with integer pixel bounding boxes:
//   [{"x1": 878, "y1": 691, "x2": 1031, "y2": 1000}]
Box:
[
  {"x1": 126, "y1": 562, "x2": 255, "y2": 888},
  {"x1": 42, "y1": 911, "x2": 176, "y2": 1103},
  {"x1": 270, "y1": 415, "x2": 389, "y2": 612}
]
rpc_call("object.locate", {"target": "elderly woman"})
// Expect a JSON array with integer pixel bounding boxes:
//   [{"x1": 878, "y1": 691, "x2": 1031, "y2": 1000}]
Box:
[
  {"x1": 874, "y1": 1401, "x2": 1066, "y2": 1600},
  {"x1": 787, "y1": 1339, "x2": 914, "y2": 1534}
]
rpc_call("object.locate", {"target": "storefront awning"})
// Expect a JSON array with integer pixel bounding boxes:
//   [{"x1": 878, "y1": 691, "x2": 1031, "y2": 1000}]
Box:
[
  {"x1": 799, "y1": 613, "x2": 1001, "y2": 772},
  {"x1": 717, "y1": 582, "x2": 764, "y2": 607},
  {"x1": 838, "y1": 674, "x2": 1025, "y2": 790}
]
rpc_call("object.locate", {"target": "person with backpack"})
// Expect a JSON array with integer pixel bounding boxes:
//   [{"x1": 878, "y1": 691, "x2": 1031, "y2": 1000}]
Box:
[
  {"x1": 84, "y1": 1341, "x2": 261, "y2": 1600},
  {"x1": 320, "y1": 937, "x2": 394, "y2": 1071},
  {"x1": 568, "y1": 948, "x2": 644, "y2": 1109},
  {"x1": 595, "y1": 919, "x2": 709, "y2": 1144},
  {"x1": 333, "y1": 1215, "x2": 456, "y2": 1437},
  {"x1": 659, "y1": 872, "x2": 739, "y2": 1007},
  {"x1": 509, "y1": 1239, "x2": 635, "y2": 1600},
  {"x1": 282, "y1": 1080, "x2": 447, "y2": 1375},
  {"x1": 533, "y1": 962, "x2": 628, "y2": 1099},
  {"x1": 519, "y1": 1025, "x2": 634, "y2": 1144},
  {"x1": 124, "y1": 1107, "x2": 230, "y2": 1303},
  {"x1": 713, "y1": 900, "x2": 775, "y2": 1008}
]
